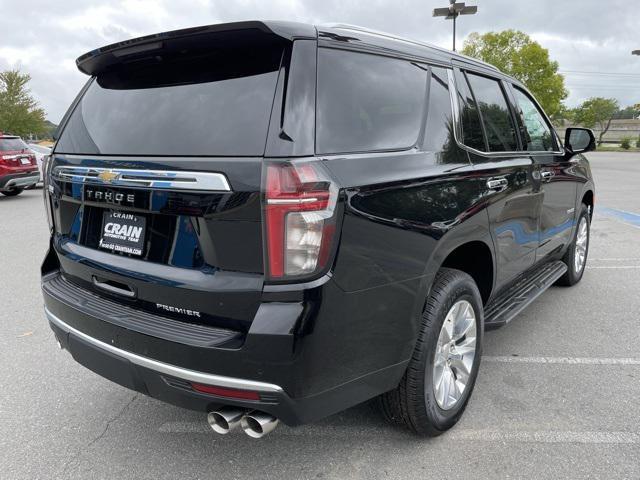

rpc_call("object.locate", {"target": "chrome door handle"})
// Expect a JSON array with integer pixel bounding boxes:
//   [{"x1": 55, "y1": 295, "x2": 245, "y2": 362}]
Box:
[
  {"x1": 541, "y1": 170, "x2": 555, "y2": 180},
  {"x1": 92, "y1": 276, "x2": 136, "y2": 298},
  {"x1": 487, "y1": 178, "x2": 508, "y2": 190}
]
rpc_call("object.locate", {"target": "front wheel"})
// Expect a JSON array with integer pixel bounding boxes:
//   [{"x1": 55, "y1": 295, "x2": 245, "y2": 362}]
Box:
[
  {"x1": 556, "y1": 204, "x2": 590, "y2": 286},
  {"x1": 1, "y1": 188, "x2": 23, "y2": 197},
  {"x1": 379, "y1": 268, "x2": 483, "y2": 436}
]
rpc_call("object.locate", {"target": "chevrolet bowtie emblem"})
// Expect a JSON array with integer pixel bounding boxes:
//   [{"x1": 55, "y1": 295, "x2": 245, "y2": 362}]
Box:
[{"x1": 97, "y1": 170, "x2": 120, "y2": 183}]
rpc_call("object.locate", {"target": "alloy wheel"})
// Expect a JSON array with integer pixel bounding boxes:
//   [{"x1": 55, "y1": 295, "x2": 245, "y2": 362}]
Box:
[
  {"x1": 574, "y1": 217, "x2": 588, "y2": 274},
  {"x1": 432, "y1": 300, "x2": 477, "y2": 410}
]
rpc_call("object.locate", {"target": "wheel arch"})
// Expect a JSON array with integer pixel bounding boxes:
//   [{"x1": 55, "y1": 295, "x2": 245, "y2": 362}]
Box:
[
  {"x1": 581, "y1": 189, "x2": 594, "y2": 219},
  {"x1": 419, "y1": 222, "x2": 496, "y2": 311},
  {"x1": 440, "y1": 240, "x2": 494, "y2": 305}
]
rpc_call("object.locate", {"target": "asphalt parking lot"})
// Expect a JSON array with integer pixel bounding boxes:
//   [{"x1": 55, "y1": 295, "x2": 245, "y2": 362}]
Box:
[{"x1": 1, "y1": 152, "x2": 639, "y2": 479}]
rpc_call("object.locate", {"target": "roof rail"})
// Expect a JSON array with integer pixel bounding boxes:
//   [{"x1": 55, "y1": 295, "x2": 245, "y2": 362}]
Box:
[{"x1": 321, "y1": 23, "x2": 499, "y2": 72}]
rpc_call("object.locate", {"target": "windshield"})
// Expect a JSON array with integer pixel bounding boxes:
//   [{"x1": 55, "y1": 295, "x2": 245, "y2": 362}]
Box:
[
  {"x1": 0, "y1": 138, "x2": 27, "y2": 151},
  {"x1": 56, "y1": 41, "x2": 283, "y2": 157}
]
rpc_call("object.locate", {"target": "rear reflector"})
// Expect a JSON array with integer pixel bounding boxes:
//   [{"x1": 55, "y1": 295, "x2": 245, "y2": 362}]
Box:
[{"x1": 191, "y1": 383, "x2": 260, "y2": 401}]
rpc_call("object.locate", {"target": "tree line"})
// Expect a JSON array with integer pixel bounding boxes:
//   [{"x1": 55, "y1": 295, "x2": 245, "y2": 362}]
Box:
[{"x1": 462, "y1": 30, "x2": 639, "y2": 147}]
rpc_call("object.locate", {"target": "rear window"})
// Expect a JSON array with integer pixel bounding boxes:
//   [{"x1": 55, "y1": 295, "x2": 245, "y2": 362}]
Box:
[
  {"x1": 424, "y1": 67, "x2": 454, "y2": 153},
  {"x1": 454, "y1": 70, "x2": 486, "y2": 152},
  {"x1": 0, "y1": 137, "x2": 27, "y2": 151},
  {"x1": 465, "y1": 72, "x2": 518, "y2": 152},
  {"x1": 316, "y1": 49, "x2": 428, "y2": 154},
  {"x1": 56, "y1": 42, "x2": 283, "y2": 156}
]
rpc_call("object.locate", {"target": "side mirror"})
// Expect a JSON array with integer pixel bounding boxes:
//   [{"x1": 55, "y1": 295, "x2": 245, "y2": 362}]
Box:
[{"x1": 565, "y1": 128, "x2": 595, "y2": 157}]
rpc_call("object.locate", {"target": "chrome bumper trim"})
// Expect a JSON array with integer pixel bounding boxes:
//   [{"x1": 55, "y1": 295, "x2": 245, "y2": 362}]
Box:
[
  {"x1": 5, "y1": 173, "x2": 40, "y2": 188},
  {"x1": 51, "y1": 166, "x2": 231, "y2": 192},
  {"x1": 45, "y1": 307, "x2": 283, "y2": 394}
]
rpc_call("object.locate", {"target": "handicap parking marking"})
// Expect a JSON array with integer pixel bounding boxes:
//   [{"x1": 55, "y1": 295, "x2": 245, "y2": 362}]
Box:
[{"x1": 597, "y1": 206, "x2": 640, "y2": 229}]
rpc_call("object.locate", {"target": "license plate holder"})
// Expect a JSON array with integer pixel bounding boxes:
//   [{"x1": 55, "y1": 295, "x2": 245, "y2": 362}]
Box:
[
  {"x1": 99, "y1": 211, "x2": 146, "y2": 256},
  {"x1": 20, "y1": 158, "x2": 31, "y2": 165}
]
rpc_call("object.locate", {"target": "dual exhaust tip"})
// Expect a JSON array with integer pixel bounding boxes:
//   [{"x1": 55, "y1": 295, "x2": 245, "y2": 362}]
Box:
[{"x1": 207, "y1": 407, "x2": 278, "y2": 438}]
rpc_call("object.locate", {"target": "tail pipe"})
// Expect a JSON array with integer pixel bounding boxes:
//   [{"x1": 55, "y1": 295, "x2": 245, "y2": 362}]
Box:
[
  {"x1": 241, "y1": 411, "x2": 279, "y2": 438},
  {"x1": 207, "y1": 407, "x2": 245, "y2": 435},
  {"x1": 207, "y1": 408, "x2": 279, "y2": 438}
]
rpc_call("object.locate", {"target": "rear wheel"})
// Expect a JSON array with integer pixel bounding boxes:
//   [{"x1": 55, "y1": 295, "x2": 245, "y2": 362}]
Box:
[
  {"x1": 556, "y1": 204, "x2": 590, "y2": 286},
  {"x1": 379, "y1": 268, "x2": 483, "y2": 436},
  {"x1": 1, "y1": 188, "x2": 23, "y2": 197}
]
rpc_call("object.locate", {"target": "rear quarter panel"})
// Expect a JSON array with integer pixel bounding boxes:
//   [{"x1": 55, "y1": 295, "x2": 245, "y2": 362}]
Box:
[{"x1": 315, "y1": 149, "x2": 495, "y2": 381}]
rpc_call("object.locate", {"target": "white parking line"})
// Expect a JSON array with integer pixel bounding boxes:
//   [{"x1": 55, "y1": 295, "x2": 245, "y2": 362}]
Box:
[
  {"x1": 584, "y1": 258, "x2": 640, "y2": 269},
  {"x1": 483, "y1": 356, "x2": 640, "y2": 365},
  {"x1": 587, "y1": 266, "x2": 640, "y2": 269},
  {"x1": 157, "y1": 422, "x2": 640, "y2": 444},
  {"x1": 449, "y1": 430, "x2": 640, "y2": 444},
  {"x1": 590, "y1": 258, "x2": 640, "y2": 261}
]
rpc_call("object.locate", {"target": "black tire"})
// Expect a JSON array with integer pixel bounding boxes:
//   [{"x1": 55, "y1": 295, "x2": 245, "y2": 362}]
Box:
[
  {"x1": 1, "y1": 188, "x2": 23, "y2": 197},
  {"x1": 556, "y1": 204, "x2": 590, "y2": 286},
  {"x1": 379, "y1": 268, "x2": 483, "y2": 436}
]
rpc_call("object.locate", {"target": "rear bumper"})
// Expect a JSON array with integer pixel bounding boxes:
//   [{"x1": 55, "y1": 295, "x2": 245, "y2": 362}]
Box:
[
  {"x1": 43, "y1": 270, "x2": 414, "y2": 425},
  {"x1": 47, "y1": 307, "x2": 283, "y2": 393},
  {"x1": 0, "y1": 171, "x2": 40, "y2": 190}
]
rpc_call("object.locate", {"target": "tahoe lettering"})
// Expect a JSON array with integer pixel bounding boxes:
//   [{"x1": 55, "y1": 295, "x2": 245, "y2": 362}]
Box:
[{"x1": 85, "y1": 189, "x2": 135, "y2": 205}]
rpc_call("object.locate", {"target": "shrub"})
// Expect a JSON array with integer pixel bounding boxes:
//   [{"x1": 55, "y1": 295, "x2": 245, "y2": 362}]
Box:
[
  {"x1": 636, "y1": 137, "x2": 640, "y2": 149},
  {"x1": 620, "y1": 137, "x2": 632, "y2": 149}
]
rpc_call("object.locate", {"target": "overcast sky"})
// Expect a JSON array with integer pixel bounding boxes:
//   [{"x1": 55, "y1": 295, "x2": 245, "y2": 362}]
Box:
[{"x1": 1, "y1": 0, "x2": 638, "y2": 122}]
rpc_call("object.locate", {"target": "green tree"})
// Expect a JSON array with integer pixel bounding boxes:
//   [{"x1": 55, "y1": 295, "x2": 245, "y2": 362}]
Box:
[
  {"x1": 549, "y1": 104, "x2": 574, "y2": 128},
  {"x1": 0, "y1": 69, "x2": 47, "y2": 138},
  {"x1": 461, "y1": 30, "x2": 568, "y2": 115},
  {"x1": 615, "y1": 104, "x2": 640, "y2": 119},
  {"x1": 572, "y1": 97, "x2": 619, "y2": 146}
]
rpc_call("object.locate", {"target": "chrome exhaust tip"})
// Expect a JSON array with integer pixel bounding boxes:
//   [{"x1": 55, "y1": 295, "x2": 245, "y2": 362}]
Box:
[
  {"x1": 240, "y1": 411, "x2": 279, "y2": 438},
  {"x1": 207, "y1": 407, "x2": 245, "y2": 435}
]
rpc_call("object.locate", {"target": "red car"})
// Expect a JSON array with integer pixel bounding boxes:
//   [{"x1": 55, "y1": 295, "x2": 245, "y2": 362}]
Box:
[{"x1": 0, "y1": 133, "x2": 40, "y2": 196}]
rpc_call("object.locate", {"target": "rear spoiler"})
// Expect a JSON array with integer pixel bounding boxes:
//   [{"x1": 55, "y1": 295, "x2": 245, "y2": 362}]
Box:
[{"x1": 75, "y1": 20, "x2": 317, "y2": 76}]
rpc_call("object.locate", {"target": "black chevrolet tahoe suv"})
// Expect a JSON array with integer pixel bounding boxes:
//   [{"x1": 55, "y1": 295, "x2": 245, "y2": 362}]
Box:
[{"x1": 41, "y1": 21, "x2": 596, "y2": 438}]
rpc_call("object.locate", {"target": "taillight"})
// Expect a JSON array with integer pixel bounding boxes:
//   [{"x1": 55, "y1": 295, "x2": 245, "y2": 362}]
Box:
[{"x1": 263, "y1": 161, "x2": 339, "y2": 281}]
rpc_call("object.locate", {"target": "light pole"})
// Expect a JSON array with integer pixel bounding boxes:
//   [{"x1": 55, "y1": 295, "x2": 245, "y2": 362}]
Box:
[{"x1": 433, "y1": 1, "x2": 478, "y2": 51}]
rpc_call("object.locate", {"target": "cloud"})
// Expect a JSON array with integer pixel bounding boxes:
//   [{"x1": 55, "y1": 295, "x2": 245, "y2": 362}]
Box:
[{"x1": 1, "y1": 0, "x2": 638, "y2": 122}]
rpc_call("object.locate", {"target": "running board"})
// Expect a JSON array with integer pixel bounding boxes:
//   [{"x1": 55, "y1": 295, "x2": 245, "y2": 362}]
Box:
[{"x1": 484, "y1": 261, "x2": 567, "y2": 330}]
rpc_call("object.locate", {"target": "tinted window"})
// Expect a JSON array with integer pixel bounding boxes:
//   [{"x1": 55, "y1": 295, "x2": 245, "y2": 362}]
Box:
[
  {"x1": 513, "y1": 88, "x2": 555, "y2": 151},
  {"x1": 0, "y1": 137, "x2": 27, "y2": 151},
  {"x1": 454, "y1": 70, "x2": 486, "y2": 151},
  {"x1": 316, "y1": 49, "x2": 427, "y2": 154},
  {"x1": 424, "y1": 67, "x2": 454, "y2": 153},
  {"x1": 56, "y1": 42, "x2": 283, "y2": 156},
  {"x1": 466, "y1": 73, "x2": 518, "y2": 152}
]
